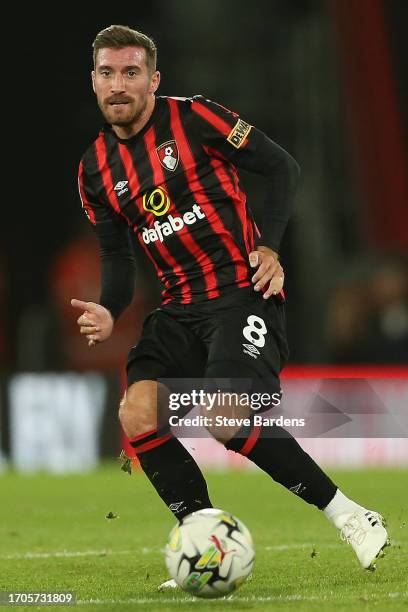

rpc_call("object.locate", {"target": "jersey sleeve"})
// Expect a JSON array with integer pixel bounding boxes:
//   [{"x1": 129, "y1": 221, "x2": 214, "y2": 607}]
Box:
[
  {"x1": 189, "y1": 96, "x2": 300, "y2": 252},
  {"x1": 190, "y1": 95, "x2": 254, "y2": 159},
  {"x1": 77, "y1": 158, "x2": 131, "y2": 244},
  {"x1": 78, "y1": 159, "x2": 115, "y2": 228},
  {"x1": 77, "y1": 159, "x2": 136, "y2": 320}
]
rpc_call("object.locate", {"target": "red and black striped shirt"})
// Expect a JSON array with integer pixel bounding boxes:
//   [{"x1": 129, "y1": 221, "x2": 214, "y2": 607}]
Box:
[{"x1": 78, "y1": 95, "x2": 297, "y2": 309}]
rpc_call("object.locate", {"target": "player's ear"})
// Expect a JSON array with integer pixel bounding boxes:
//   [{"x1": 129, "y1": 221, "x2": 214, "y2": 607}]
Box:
[
  {"x1": 149, "y1": 71, "x2": 160, "y2": 94},
  {"x1": 91, "y1": 71, "x2": 96, "y2": 93}
]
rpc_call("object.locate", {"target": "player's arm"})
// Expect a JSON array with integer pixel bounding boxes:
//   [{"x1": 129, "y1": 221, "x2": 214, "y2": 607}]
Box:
[
  {"x1": 72, "y1": 161, "x2": 136, "y2": 346},
  {"x1": 229, "y1": 128, "x2": 300, "y2": 253},
  {"x1": 190, "y1": 96, "x2": 300, "y2": 297},
  {"x1": 229, "y1": 128, "x2": 299, "y2": 298}
]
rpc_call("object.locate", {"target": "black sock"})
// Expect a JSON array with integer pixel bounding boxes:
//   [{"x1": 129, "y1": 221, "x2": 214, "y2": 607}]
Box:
[
  {"x1": 130, "y1": 429, "x2": 212, "y2": 519},
  {"x1": 225, "y1": 423, "x2": 337, "y2": 509}
]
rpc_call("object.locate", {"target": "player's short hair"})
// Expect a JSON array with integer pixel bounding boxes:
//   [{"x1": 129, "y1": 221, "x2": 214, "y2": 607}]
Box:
[{"x1": 92, "y1": 25, "x2": 157, "y2": 74}]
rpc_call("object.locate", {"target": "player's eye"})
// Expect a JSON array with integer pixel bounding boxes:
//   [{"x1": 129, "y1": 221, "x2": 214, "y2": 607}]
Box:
[
  {"x1": 100, "y1": 70, "x2": 111, "y2": 77},
  {"x1": 126, "y1": 71, "x2": 137, "y2": 77}
]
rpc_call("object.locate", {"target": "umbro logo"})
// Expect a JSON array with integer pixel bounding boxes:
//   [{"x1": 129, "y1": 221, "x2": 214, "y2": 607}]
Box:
[
  {"x1": 169, "y1": 501, "x2": 186, "y2": 513},
  {"x1": 114, "y1": 180, "x2": 129, "y2": 196},
  {"x1": 289, "y1": 482, "x2": 306, "y2": 495},
  {"x1": 242, "y1": 343, "x2": 260, "y2": 359}
]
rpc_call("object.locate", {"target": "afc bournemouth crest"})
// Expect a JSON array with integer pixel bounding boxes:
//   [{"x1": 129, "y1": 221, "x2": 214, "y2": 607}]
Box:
[{"x1": 156, "y1": 140, "x2": 179, "y2": 172}]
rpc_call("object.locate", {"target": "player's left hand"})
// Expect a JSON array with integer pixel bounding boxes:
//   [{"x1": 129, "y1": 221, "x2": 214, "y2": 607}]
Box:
[{"x1": 249, "y1": 246, "x2": 284, "y2": 299}]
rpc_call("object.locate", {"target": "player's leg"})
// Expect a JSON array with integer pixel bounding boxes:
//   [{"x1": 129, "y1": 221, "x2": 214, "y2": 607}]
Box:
[
  {"x1": 223, "y1": 412, "x2": 389, "y2": 568},
  {"x1": 119, "y1": 379, "x2": 211, "y2": 519},
  {"x1": 203, "y1": 295, "x2": 388, "y2": 568},
  {"x1": 202, "y1": 294, "x2": 337, "y2": 507},
  {"x1": 204, "y1": 361, "x2": 338, "y2": 511},
  {"x1": 121, "y1": 309, "x2": 212, "y2": 520}
]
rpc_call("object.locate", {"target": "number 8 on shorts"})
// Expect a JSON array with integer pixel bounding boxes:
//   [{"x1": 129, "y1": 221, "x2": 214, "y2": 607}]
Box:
[{"x1": 242, "y1": 315, "x2": 267, "y2": 348}]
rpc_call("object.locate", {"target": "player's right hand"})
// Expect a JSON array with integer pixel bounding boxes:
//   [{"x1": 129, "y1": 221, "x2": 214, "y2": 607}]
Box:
[{"x1": 70, "y1": 299, "x2": 114, "y2": 347}]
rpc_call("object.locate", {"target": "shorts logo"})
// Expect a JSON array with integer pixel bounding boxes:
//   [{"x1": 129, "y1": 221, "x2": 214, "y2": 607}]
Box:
[
  {"x1": 242, "y1": 343, "x2": 260, "y2": 359},
  {"x1": 156, "y1": 140, "x2": 179, "y2": 172},
  {"x1": 143, "y1": 187, "x2": 171, "y2": 217},
  {"x1": 227, "y1": 119, "x2": 252, "y2": 149}
]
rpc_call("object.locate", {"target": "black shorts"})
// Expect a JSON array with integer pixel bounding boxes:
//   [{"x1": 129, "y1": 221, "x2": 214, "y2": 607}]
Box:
[{"x1": 127, "y1": 286, "x2": 289, "y2": 395}]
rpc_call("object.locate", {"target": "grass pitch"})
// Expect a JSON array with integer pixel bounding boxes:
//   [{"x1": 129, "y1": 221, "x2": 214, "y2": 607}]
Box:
[{"x1": 0, "y1": 465, "x2": 407, "y2": 611}]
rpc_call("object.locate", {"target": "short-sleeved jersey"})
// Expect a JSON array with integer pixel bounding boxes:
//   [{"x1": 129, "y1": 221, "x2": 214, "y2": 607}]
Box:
[{"x1": 78, "y1": 95, "x2": 260, "y2": 304}]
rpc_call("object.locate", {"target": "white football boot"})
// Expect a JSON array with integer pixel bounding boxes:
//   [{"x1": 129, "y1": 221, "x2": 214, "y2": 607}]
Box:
[
  {"x1": 336, "y1": 507, "x2": 390, "y2": 569},
  {"x1": 157, "y1": 578, "x2": 178, "y2": 591}
]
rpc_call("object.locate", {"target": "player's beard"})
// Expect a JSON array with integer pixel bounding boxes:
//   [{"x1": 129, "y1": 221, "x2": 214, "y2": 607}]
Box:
[{"x1": 101, "y1": 95, "x2": 148, "y2": 128}]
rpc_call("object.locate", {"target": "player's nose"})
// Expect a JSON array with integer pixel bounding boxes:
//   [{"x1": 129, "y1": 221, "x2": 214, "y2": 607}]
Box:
[{"x1": 110, "y1": 73, "x2": 126, "y2": 92}]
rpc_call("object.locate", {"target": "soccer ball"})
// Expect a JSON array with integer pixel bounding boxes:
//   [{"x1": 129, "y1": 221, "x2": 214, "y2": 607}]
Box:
[{"x1": 165, "y1": 508, "x2": 255, "y2": 598}]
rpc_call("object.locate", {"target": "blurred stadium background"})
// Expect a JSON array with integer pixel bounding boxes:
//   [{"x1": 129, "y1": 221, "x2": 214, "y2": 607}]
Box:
[{"x1": 1, "y1": 0, "x2": 407, "y2": 474}]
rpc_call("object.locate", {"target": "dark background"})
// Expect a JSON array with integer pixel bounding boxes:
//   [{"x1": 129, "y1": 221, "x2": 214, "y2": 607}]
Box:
[{"x1": 3, "y1": 0, "x2": 408, "y2": 372}]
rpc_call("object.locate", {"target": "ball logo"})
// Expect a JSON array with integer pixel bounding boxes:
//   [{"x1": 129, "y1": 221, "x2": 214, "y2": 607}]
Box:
[
  {"x1": 143, "y1": 187, "x2": 171, "y2": 217},
  {"x1": 168, "y1": 526, "x2": 182, "y2": 552}
]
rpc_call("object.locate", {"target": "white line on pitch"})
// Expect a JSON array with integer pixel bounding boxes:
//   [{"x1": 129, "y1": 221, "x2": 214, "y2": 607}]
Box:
[
  {"x1": 0, "y1": 544, "x2": 327, "y2": 560},
  {"x1": 0, "y1": 550, "x2": 134, "y2": 560},
  {"x1": 1, "y1": 541, "x2": 401, "y2": 560}
]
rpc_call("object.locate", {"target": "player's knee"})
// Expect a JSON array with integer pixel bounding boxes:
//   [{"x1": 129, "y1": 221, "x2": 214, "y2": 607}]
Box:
[
  {"x1": 118, "y1": 380, "x2": 159, "y2": 439},
  {"x1": 200, "y1": 401, "x2": 252, "y2": 445}
]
